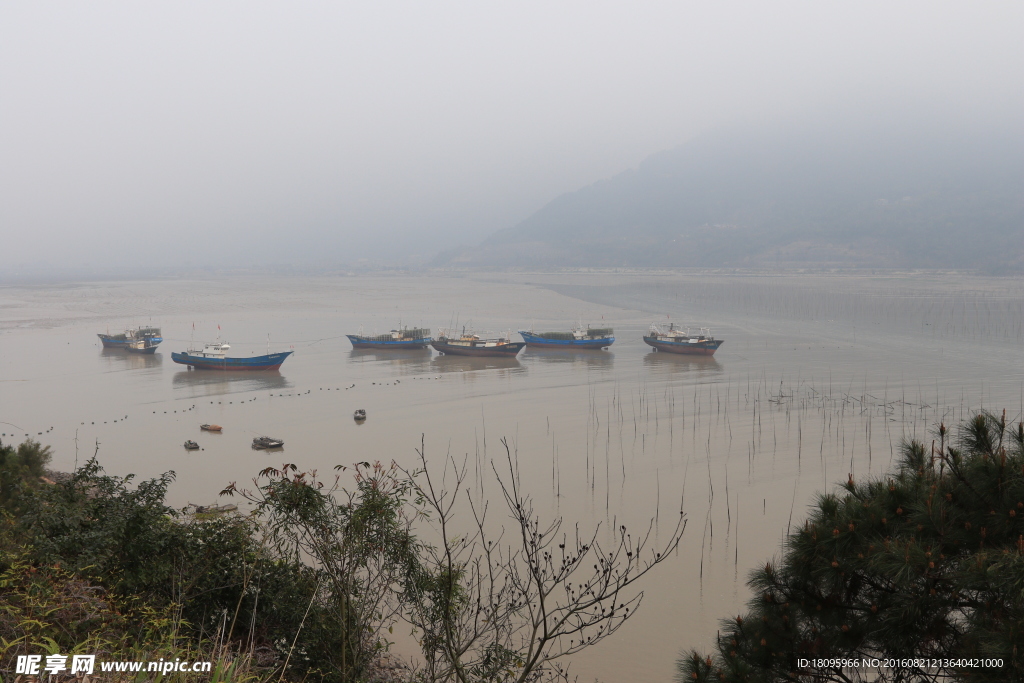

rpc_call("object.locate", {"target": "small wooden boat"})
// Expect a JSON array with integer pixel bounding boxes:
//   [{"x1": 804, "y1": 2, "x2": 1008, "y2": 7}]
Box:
[
  {"x1": 200, "y1": 424, "x2": 223, "y2": 432},
  {"x1": 353, "y1": 409, "x2": 367, "y2": 421},
  {"x1": 252, "y1": 436, "x2": 284, "y2": 450},
  {"x1": 184, "y1": 440, "x2": 200, "y2": 450}
]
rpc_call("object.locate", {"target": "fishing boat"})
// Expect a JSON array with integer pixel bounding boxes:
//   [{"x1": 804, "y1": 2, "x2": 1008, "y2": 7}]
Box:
[
  {"x1": 172, "y1": 342, "x2": 292, "y2": 371},
  {"x1": 353, "y1": 409, "x2": 366, "y2": 421},
  {"x1": 347, "y1": 326, "x2": 432, "y2": 349},
  {"x1": 431, "y1": 329, "x2": 525, "y2": 357},
  {"x1": 519, "y1": 325, "x2": 614, "y2": 350},
  {"x1": 98, "y1": 326, "x2": 163, "y2": 350},
  {"x1": 184, "y1": 440, "x2": 200, "y2": 450},
  {"x1": 200, "y1": 424, "x2": 222, "y2": 432},
  {"x1": 185, "y1": 503, "x2": 238, "y2": 515},
  {"x1": 252, "y1": 436, "x2": 284, "y2": 450},
  {"x1": 642, "y1": 323, "x2": 723, "y2": 356},
  {"x1": 125, "y1": 338, "x2": 160, "y2": 354}
]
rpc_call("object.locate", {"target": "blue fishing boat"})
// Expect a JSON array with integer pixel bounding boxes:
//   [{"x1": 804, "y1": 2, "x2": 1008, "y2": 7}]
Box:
[
  {"x1": 347, "y1": 326, "x2": 432, "y2": 349},
  {"x1": 171, "y1": 342, "x2": 292, "y2": 371},
  {"x1": 518, "y1": 325, "x2": 614, "y2": 350},
  {"x1": 643, "y1": 324, "x2": 723, "y2": 356},
  {"x1": 98, "y1": 326, "x2": 163, "y2": 350}
]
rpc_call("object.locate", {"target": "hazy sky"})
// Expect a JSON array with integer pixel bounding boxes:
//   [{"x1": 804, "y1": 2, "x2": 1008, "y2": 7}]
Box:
[{"x1": 2, "y1": 2, "x2": 1021, "y2": 270}]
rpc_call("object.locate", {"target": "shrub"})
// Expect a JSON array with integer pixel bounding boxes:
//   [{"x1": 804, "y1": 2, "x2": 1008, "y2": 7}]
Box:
[
  {"x1": 679, "y1": 411, "x2": 1024, "y2": 683},
  {"x1": 0, "y1": 439, "x2": 52, "y2": 511}
]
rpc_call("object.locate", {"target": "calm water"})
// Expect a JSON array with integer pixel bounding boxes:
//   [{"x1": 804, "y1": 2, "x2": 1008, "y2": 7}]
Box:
[{"x1": 2, "y1": 272, "x2": 1023, "y2": 682}]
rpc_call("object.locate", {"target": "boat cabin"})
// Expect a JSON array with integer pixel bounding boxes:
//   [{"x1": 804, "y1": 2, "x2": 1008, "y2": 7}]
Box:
[
  {"x1": 191, "y1": 342, "x2": 231, "y2": 358},
  {"x1": 648, "y1": 323, "x2": 714, "y2": 342}
]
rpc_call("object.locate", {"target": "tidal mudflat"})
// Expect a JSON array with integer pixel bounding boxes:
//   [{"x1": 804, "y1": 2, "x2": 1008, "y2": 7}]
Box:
[{"x1": 2, "y1": 271, "x2": 1021, "y2": 681}]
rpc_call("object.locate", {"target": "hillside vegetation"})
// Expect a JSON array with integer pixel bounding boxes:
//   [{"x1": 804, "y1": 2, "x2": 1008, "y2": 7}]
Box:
[{"x1": 438, "y1": 118, "x2": 1024, "y2": 271}]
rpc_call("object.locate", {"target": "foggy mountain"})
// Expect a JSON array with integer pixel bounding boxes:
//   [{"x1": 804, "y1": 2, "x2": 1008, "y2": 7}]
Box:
[{"x1": 437, "y1": 117, "x2": 1024, "y2": 271}]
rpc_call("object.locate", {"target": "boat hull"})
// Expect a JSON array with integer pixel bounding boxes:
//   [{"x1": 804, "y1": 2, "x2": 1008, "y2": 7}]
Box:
[
  {"x1": 430, "y1": 340, "x2": 525, "y2": 357},
  {"x1": 171, "y1": 350, "x2": 293, "y2": 370},
  {"x1": 519, "y1": 331, "x2": 614, "y2": 349},
  {"x1": 346, "y1": 335, "x2": 432, "y2": 349},
  {"x1": 98, "y1": 334, "x2": 129, "y2": 348},
  {"x1": 643, "y1": 336, "x2": 723, "y2": 356}
]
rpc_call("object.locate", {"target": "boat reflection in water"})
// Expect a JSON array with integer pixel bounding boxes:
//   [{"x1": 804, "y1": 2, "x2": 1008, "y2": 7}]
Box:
[
  {"x1": 642, "y1": 351, "x2": 723, "y2": 375},
  {"x1": 100, "y1": 347, "x2": 163, "y2": 370},
  {"x1": 172, "y1": 370, "x2": 290, "y2": 398},
  {"x1": 348, "y1": 348, "x2": 432, "y2": 375},
  {"x1": 430, "y1": 354, "x2": 525, "y2": 378},
  {"x1": 520, "y1": 348, "x2": 614, "y2": 371}
]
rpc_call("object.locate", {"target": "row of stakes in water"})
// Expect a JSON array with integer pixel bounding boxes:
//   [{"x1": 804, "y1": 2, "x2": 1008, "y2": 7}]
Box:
[{"x1": 3, "y1": 376, "x2": 453, "y2": 439}]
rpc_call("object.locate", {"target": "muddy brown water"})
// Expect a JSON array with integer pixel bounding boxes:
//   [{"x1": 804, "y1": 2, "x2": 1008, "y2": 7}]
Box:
[{"x1": 2, "y1": 271, "x2": 1022, "y2": 681}]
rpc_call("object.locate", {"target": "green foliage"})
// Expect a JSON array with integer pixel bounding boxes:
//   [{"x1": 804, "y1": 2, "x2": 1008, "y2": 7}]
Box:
[
  {"x1": 0, "y1": 545, "x2": 266, "y2": 683},
  {"x1": 9, "y1": 457, "x2": 179, "y2": 597},
  {"x1": 223, "y1": 461, "x2": 424, "y2": 681},
  {"x1": 679, "y1": 411, "x2": 1024, "y2": 682},
  {"x1": 0, "y1": 438, "x2": 52, "y2": 511},
  {"x1": 2, "y1": 436, "x2": 675, "y2": 683},
  {"x1": 0, "y1": 449, "x2": 348, "y2": 683},
  {"x1": 0, "y1": 546, "x2": 135, "y2": 658}
]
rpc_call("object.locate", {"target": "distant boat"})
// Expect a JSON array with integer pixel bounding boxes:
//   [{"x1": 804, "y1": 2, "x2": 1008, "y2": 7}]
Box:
[
  {"x1": 431, "y1": 329, "x2": 525, "y2": 357},
  {"x1": 519, "y1": 325, "x2": 614, "y2": 350},
  {"x1": 98, "y1": 326, "x2": 162, "y2": 351},
  {"x1": 200, "y1": 424, "x2": 222, "y2": 432},
  {"x1": 252, "y1": 436, "x2": 284, "y2": 450},
  {"x1": 353, "y1": 409, "x2": 366, "y2": 421},
  {"x1": 347, "y1": 326, "x2": 432, "y2": 349},
  {"x1": 186, "y1": 503, "x2": 238, "y2": 515},
  {"x1": 184, "y1": 440, "x2": 200, "y2": 450},
  {"x1": 643, "y1": 324, "x2": 723, "y2": 356},
  {"x1": 172, "y1": 342, "x2": 292, "y2": 371}
]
